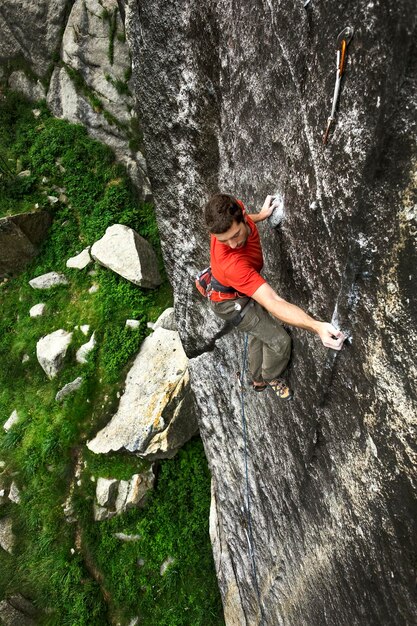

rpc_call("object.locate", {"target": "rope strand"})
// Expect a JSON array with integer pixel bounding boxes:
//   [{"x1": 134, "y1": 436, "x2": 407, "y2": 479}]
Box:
[{"x1": 239, "y1": 333, "x2": 266, "y2": 625}]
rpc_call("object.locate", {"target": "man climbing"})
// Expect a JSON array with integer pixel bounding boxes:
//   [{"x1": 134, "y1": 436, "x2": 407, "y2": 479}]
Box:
[{"x1": 203, "y1": 194, "x2": 345, "y2": 399}]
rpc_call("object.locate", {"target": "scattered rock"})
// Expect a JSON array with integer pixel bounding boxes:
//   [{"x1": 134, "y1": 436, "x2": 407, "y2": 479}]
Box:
[
  {"x1": 4, "y1": 410, "x2": 19, "y2": 432},
  {"x1": 96, "y1": 478, "x2": 119, "y2": 508},
  {"x1": 125, "y1": 319, "x2": 141, "y2": 329},
  {"x1": 18, "y1": 170, "x2": 31, "y2": 177},
  {"x1": 80, "y1": 325, "x2": 90, "y2": 336},
  {"x1": 22, "y1": 354, "x2": 30, "y2": 363},
  {"x1": 90, "y1": 224, "x2": 161, "y2": 288},
  {"x1": 36, "y1": 329, "x2": 73, "y2": 378},
  {"x1": 160, "y1": 556, "x2": 175, "y2": 576},
  {"x1": 94, "y1": 468, "x2": 155, "y2": 520},
  {"x1": 76, "y1": 333, "x2": 96, "y2": 364},
  {"x1": 87, "y1": 328, "x2": 197, "y2": 459},
  {"x1": 8, "y1": 482, "x2": 20, "y2": 504},
  {"x1": 29, "y1": 303, "x2": 46, "y2": 317},
  {"x1": 88, "y1": 284, "x2": 99, "y2": 294},
  {"x1": 0, "y1": 517, "x2": 15, "y2": 553},
  {"x1": 29, "y1": 272, "x2": 69, "y2": 289},
  {"x1": 47, "y1": 195, "x2": 59, "y2": 204},
  {"x1": 55, "y1": 377, "x2": 83, "y2": 402},
  {"x1": 113, "y1": 533, "x2": 141, "y2": 542},
  {"x1": 66, "y1": 248, "x2": 92, "y2": 269}
]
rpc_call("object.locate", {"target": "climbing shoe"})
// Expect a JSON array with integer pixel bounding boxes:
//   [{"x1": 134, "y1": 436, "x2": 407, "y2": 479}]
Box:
[
  {"x1": 266, "y1": 378, "x2": 293, "y2": 400},
  {"x1": 252, "y1": 382, "x2": 268, "y2": 392}
]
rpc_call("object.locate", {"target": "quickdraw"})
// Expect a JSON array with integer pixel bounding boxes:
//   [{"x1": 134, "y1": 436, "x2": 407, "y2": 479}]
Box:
[{"x1": 323, "y1": 26, "x2": 354, "y2": 144}]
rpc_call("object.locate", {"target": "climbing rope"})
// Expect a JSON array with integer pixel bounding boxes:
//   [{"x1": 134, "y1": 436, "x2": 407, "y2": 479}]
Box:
[{"x1": 239, "y1": 334, "x2": 266, "y2": 625}]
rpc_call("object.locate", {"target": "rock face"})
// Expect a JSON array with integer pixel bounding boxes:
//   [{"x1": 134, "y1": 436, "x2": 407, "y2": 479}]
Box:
[
  {"x1": 90, "y1": 224, "x2": 161, "y2": 288},
  {"x1": 0, "y1": 0, "x2": 68, "y2": 78},
  {"x1": 87, "y1": 328, "x2": 197, "y2": 459},
  {"x1": 126, "y1": 1, "x2": 417, "y2": 625},
  {"x1": 0, "y1": 211, "x2": 52, "y2": 278}
]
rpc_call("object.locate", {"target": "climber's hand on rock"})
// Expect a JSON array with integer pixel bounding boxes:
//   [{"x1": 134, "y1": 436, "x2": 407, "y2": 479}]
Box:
[
  {"x1": 259, "y1": 195, "x2": 276, "y2": 219},
  {"x1": 317, "y1": 323, "x2": 346, "y2": 350}
]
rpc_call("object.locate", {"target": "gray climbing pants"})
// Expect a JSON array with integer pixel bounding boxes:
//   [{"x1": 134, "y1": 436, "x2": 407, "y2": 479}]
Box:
[{"x1": 210, "y1": 296, "x2": 291, "y2": 382}]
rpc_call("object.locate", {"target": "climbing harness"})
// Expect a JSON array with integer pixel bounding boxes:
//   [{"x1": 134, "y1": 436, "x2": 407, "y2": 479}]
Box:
[
  {"x1": 195, "y1": 266, "x2": 244, "y2": 301},
  {"x1": 323, "y1": 26, "x2": 354, "y2": 144},
  {"x1": 238, "y1": 335, "x2": 266, "y2": 625}
]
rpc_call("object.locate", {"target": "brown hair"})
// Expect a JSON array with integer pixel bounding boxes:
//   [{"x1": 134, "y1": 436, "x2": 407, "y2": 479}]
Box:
[{"x1": 204, "y1": 194, "x2": 244, "y2": 234}]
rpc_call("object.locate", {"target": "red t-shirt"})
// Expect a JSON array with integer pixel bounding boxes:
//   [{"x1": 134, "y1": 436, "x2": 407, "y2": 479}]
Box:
[{"x1": 210, "y1": 211, "x2": 266, "y2": 298}]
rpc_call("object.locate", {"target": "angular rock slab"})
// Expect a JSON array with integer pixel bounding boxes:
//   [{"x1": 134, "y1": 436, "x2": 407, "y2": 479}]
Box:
[
  {"x1": 29, "y1": 272, "x2": 69, "y2": 289},
  {"x1": 36, "y1": 329, "x2": 73, "y2": 379},
  {"x1": 66, "y1": 247, "x2": 92, "y2": 269},
  {"x1": 90, "y1": 224, "x2": 161, "y2": 288},
  {"x1": 87, "y1": 328, "x2": 197, "y2": 459}
]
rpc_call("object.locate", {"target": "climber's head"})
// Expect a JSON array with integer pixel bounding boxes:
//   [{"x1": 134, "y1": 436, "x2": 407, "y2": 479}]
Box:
[{"x1": 204, "y1": 194, "x2": 245, "y2": 235}]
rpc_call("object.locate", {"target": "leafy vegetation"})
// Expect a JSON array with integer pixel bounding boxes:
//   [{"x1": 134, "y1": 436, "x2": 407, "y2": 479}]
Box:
[{"x1": 0, "y1": 92, "x2": 224, "y2": 625}]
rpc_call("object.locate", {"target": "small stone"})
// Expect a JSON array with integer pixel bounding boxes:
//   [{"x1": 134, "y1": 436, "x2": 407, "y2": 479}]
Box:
[
  {"x1": 22, "y1": 354, "x2": 30, "y2": 363},
  {"x1": 76, "y1": 333, "x2": 96, "y2": 364},
  {"x1": 29, "y1": 272, "x2": 69, "y2": 289},
  {"x1": 59, "y1": 194, "x2": 68, "y2": 203},
  {"x1": 29, "y1": 303, "x2": 46, "y2": 317},
  {"x1": 80, "y1": 325, "x2": 90, "y2": 336},
  {"x1": 33, "y1": 109, "x2": 42, "y2": 118},
  {"x1": 8, "y1": 482, "x2": 20, "y2": 504},
  {"x1": 4, "y1": 410, "x2": 19, "y2": 432},
  {"x1": 41, "y1": 176, "x2": 48, "y2": 183},
  {"x1": 66, "y1": 248, "x2": 92, "y2": 270},
  {"x1": 47, "y1": 196, "x2": 59, "y2": 204},
  {"x1": 113, "y1": 533, "x2": 141, "y2": 542},
  {"x1": 160, "y1": 556, "x2": 175, "y2": 576},
  {"x1": 0, "y1": 517, "x2": 15, "y2": 553},
  {"x1": 18, "y1": 170, "x2": 31, "y2": 177},
  {"x1": 55, "y1": 377, "x2": 83, "y2": 402},
  {"x1": 36, "y1": 329, "x2": 73, "y2": 379},
  {"x1": 96, "y1": 478, "x2": 119, "y2": 508},
  {"x1": 88, "y1": 284, "x2": 99, "y2": 294},
  {"x1": 126, "y1": 319, "x2": 141, "y2": 329}
]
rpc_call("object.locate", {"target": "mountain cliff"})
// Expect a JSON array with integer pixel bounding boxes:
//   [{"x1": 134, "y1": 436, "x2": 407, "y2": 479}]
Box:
[
  {"x1": 1, "y1": 0, "x2": 416, "y2": 623},
  {"x1": 125, "y1": 1, "x2": 417, "y2": 624}
]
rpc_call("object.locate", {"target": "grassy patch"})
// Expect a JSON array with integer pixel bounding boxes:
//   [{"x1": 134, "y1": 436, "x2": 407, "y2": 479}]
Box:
[{"x1": 0, "y1": 92, "x2": 223, "y2": 624}]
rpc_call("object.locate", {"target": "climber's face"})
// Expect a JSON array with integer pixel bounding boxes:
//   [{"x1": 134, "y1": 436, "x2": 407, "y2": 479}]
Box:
[{"x1": 213, "y1": 219, "x2": 249, "y2": 249}]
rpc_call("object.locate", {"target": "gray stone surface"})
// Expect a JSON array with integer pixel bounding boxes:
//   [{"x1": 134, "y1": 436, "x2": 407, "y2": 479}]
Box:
[
  {"x1": 8, "y1": 482, "x2": 20, "y2": 504},
  {"x1": 0, "y1": 0, "x2": 68, "y2": 78},
  {"x1": 55, "y1": 376, "x2": 83, "y2": 402},
  {"x1": 90, "y1": 224, "x2": 161, "y2": 288},
  {"x1": 127, "y1": 1, "x2": 417, "y2": 624},
  {"x1": 66, "y1": 247, "x2": 92, "y2": 269},
  {"x1": 0, "y1": 594, "x2": 37, "y2": 626},
  {"x1": 76, "y1": 333, "x2": 96, "y2": 364},
  {"x1": 0, "y1": 212, "x2": 52, "y2": 279},
  {"x1": 96, "y1": 478, "x2": 119, "y2": 508},
  {"x1": 3, "y1": 410, "x2": 19, "y2": 432},
  {"x1": 29, "y1": 272, "x2": 69, "y2": 289},
  {"x1": 0, "y1": 516, "x2": 15, "y2": 553},
  {"x1": 152, "y1": 307, "x2": 177, "y2": 332},
  {"x1": 29, "y1": 303, "x2": 46, "y2": 318},
  {"x1": 36, "y1": 329, "x2": 73, "y2": 379},
  {"x1": 87, "y1": 328, "x2": 197, "y2": 459}
]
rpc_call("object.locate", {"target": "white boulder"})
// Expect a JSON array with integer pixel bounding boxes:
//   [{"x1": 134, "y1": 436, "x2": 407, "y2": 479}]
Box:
[
  {"x1": 87, "y1": 328, "x2": 197, "y2": 459},
  {"x1": 90, "y1": 224, "x2": 161, "y2": 288},
  {"x1": 36, "y1": 330, "x2": 73, "y2": 378},
  {"x1": 55, "y1": 377, "x2": 83, "y2": 402}
]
